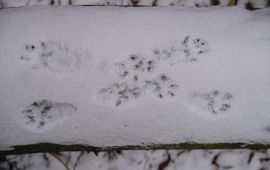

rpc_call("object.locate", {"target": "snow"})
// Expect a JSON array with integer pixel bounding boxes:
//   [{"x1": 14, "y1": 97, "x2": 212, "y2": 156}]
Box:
[
  {"x1": 0, "y1": 6, "x2": 270, "y2": 149},
  {"x1": 1, "y1": 150, "x2": 270, "y2": 170}
]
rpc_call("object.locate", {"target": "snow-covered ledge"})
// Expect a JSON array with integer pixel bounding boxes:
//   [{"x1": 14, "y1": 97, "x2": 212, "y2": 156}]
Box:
[
  {"x1": 0, "y1": 6, "x2": 270, "y2": 155},
  {"x1": 1, "y1": 143, "x2": 270, "y2": 156}
]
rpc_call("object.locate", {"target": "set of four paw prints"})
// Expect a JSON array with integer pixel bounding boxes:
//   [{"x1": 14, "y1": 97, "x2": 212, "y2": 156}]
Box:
[{"x1": 20, "y1": 36, "x2": 234, "y2": 121}]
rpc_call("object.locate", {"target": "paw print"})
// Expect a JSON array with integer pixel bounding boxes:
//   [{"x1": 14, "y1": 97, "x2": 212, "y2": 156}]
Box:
[
  {"x1": 116, "y1": 54, "x2": 157, "y2": 83},
  {"x1": 190, "y1": 90, "x2": 234, "y2": 115},
  {"x1": 143, "y1": 74, "x2": 179, "y2": 99},
  {"x1": 99, "y1": 82, "x2": 142, "y2": 106},
  {"x1": 128, "y1": 54, "x2": 156, "y2": 74},
  {"x1": 152, "y1": 36, "x2": 210, "y2": 64},
  {"x1": 192, "y1": 38, "x2": 209, "y2": 53},
  {"x1": 20, "y1": 41, "x2": 83, "y2": 73},
  {"x1": 181, "y1": 36, "x2": 210, "y2": 61},
  {"x1": 20, "y1": 99, "x2": 77, "y2": 131}
]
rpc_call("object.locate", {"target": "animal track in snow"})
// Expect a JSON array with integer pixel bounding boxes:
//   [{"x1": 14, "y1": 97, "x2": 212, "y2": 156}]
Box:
[
  {"x1": 99, "y1": 74, "x2": 179, "y2": 106},
  {"x1": 153, "y1": 36, "x2": 210, "y2": 63},
  {"x1": 189, "y1": 90, "x2": 234, "y2": 115},
  {"x1": 20, "y1": 41, "x2": 84, "y2": 73},
  {"x1": 20, "y1": 99, "x2": 77, "y2": 132},
  {"x1": 116, "y1": 54, "x2": 157, "y2": 81},
  {"x1": 143, "y1": 74, "x2": 179, "y2": 99},
  {"x1": 99, "y1": 82, "x2": 142, "y2": 106},
  {"x1": 181, "y1": 36, "x2": 210, "y2": 61},
  {"x1": 99, "y1": 53, "x2": 179, "y2": 106},
  {"x1": 98, "y1": 36, "x2": 210, "y2": 106}
]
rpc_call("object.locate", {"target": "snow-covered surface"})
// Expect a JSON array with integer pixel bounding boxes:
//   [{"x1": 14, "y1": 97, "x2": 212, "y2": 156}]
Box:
[
  {"x1": 1, "y1": 150, "x2": 270, "y2": 170},
  {"x1": 0, "y1": 6, "x2": 270, "y2": 149}
]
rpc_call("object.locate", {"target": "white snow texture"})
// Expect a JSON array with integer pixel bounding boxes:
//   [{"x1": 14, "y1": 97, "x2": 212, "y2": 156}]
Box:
[{"x1": 0, "y1": 6, "x2": 270, "y2": 149}]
